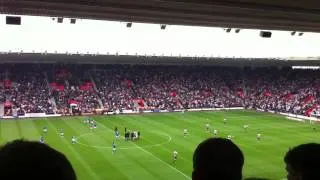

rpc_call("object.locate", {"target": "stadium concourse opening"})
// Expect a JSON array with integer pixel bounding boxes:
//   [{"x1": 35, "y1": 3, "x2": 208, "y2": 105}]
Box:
[{"x1": 1, "y1": 13, "x2": 320, "y2": 180}]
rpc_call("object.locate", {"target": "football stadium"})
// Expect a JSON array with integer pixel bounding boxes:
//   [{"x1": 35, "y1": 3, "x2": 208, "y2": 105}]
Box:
[{"x1": 1, "y1": 1, "x2": 320, "y2": 180}]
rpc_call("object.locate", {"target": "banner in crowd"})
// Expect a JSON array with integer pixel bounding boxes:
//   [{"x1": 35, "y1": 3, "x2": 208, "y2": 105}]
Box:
[
  {"x1": 283, "y1": 93, "x2": 294, "y2": 100},
  {"x1": 123, "y1": 79, "x2": 133, "y2": 88},
  {"x1": 263, "y1": 91, "x2": 272, "y2": 97},
  {"x1": 80, "y1": 82, "x2": 94, "y2": 91},
  {"x1": 303, "y1": 95, "x2": 314, "y2": 105},
  {"x1": 49, "y1": 82, "x2": 65, "y2": 91},
  {"x1": 4, "y1": 101, "x2": 12, "y2": 108},
  {"x1": 236, "y1": 88, "x2": 244, "y2": 98},
  {"x1": 3, "y1": 80, "x2": 12, "y2": 88},
  {"x1": 133, "y1": 99, "x2": 145, "y2": 109},
  {"x1": 68, "y1": 99, "x2": 78, "y2": 105},
  {"x1": 305, "y1": 104, "x2": 317, "y2": 117},
  {"x1": 171, "y1": 91, "x2": 177, "y2": 97}
]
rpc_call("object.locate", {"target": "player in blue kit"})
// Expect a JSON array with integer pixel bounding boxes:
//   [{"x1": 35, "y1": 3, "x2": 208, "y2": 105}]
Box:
[
  {"x1": 93, "y1": 121, "x2": 97, "y2": 129},
  {"x1": 112, "y1": 141, "x2": 116, "y2": 153},
  {"x1": 40, "y1": 136, "x2": 44, "y2": 144}
]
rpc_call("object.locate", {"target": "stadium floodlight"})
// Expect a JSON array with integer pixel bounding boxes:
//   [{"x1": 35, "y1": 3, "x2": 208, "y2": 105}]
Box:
[
  {"x1": 235, "y1": 29, "x2": 240, "y2": 33},
  {"x1": 291, "y1": 31, "x2": 296, "y2": 36},
  {"x1": 299, "y1": 32, "x2": 304, "y2": 36},
  {"x1": 70, "y1": 18, "x2": 76, "y2": 24},
  {"x1": 126, "y1": 22, "x2": 132, "y2": 28},
  {"x1": 224, "y1": 28, "x2": 232, "y2": 33},
  {"x1": 260, "y1": 31, "x2": 272, "y2": 38},
  {"x1": 6, "y1": 16, "x2": 21, "y2": 25},
  {"x1": 57, "y1": 17, "x2": 63, "y2": 23},
  {"x1": 70, "y1": 18, "x2": 77, "y2": 24},
  {"x1": 161, "y1": 24, "x2": 166, "y2": 30}
]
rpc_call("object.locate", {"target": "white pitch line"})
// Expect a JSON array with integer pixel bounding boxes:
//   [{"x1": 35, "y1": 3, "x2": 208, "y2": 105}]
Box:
[
  {"x1": 135, "y1": 144, "x2": 191, "y2": 180},
  {"x1": 76, "y1": 130, "x2": 172, "y2": 150},
  {"x1": 96, "y1": 121, "x2": 192, "y2": 180}
]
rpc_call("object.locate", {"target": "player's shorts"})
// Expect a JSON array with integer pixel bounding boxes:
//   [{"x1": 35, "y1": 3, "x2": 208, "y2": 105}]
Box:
[
  {"x1": 113, "y1": 148, "x2": 116, "y2": 151},
  {"x1": 174, "y1": 156, "x2": 177, "y2": 160}
]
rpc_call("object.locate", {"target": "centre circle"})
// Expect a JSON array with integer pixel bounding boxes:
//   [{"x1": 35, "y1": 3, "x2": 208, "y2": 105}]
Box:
[{"x1": 76, "y1": 130, "x2": 172, "y2": 150}]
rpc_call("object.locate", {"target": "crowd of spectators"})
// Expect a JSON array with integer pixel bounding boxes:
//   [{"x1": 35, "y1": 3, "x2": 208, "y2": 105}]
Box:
[
  {"x1": 93, "y1": 67, "x2": 135, "y2": 111},
  {"x1": 1, "y1": 64, "x2": 320, "y2": 116},
  {"x1": 0, "y1": 65, "x2": 53, "y2": 115}
]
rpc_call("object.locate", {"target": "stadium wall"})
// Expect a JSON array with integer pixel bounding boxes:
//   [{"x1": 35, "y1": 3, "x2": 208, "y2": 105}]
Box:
[
  {"x1": 104, "y1": 107, "x2": 245, "y2": 115},
  {"x1": 1, "y1": 108, "x2": 319, "y2": 123},
  {"x1": 257, "y1": 109, "x2": 320, "y2": 122},
  {"x1": 2, "y1": 113, "x2": 61, "y2": 119}
]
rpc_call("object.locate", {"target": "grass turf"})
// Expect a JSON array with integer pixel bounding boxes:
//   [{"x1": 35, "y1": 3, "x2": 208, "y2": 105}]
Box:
[{"x1": 0, "y1": 110, "x2": 320, "y2": 180}]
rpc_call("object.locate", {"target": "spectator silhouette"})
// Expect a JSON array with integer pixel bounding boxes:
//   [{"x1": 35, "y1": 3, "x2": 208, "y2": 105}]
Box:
[
  {"x1": 0, "y1": 139, "x2": 76, "y2": 180},
  {"x1": 284, "y1": 143, "x2": 320, "y2": 180},
  {"x1": 192, "y1": 138, "x2": 244, "y2": 180}
]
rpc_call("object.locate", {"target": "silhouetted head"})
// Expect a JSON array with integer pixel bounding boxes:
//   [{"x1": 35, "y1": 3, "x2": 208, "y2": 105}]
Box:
[
  {"x1": 0, "y1": 139, "x2": 76, "y2": 180},
  {"x1": 284, "y1": 143, "x2": 320, "y2": 180},
  {"x1": 192, "y1": 138, "x2": 244, "y2": 180}
]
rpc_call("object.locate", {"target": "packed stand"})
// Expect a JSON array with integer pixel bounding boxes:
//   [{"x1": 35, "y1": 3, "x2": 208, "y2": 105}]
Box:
[
  {"x1": 1, "y1": 64, "x2": 320, "y2": 117},
  {"x1": 48, "y1": 65, "x2": 101, "y2": 114},
  {"x1": 243, "y1": 67, "x2": 320, "y2": 116},
  {"x1": 92, "y1": 66, "x2": 136, "y2": 111},
  {"x1": 1, "y1": 65, "x2": 53, "y2": 115}
]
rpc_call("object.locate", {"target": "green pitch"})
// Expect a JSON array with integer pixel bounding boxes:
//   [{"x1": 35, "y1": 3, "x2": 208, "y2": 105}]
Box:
[{"x1": 0, "y1": 110, "x2": 319, "y2": 180}]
